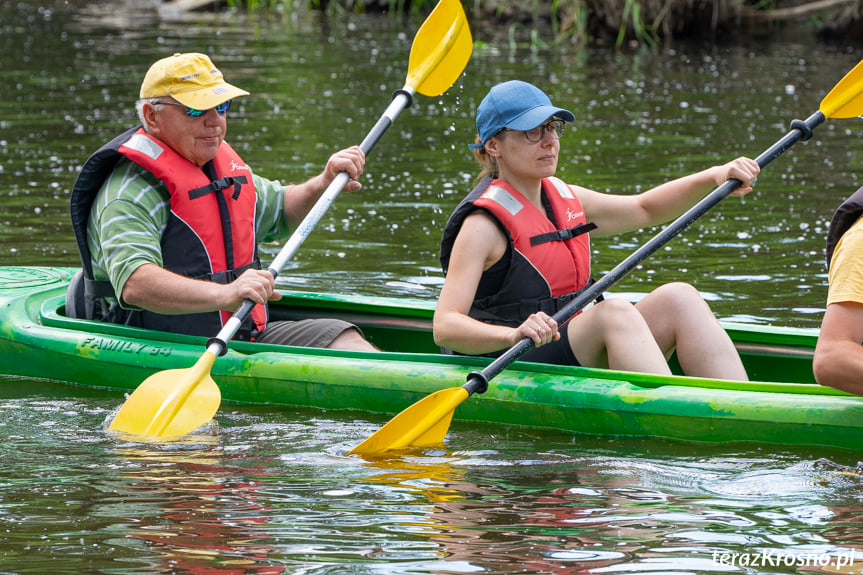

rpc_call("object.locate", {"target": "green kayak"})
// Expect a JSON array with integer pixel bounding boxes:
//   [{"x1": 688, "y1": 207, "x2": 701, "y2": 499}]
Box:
[{"x1": 0, "y1": 266, "x2": 859, "y2": 450}]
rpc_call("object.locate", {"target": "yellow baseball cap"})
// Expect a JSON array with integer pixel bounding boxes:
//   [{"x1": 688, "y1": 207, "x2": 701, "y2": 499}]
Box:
[{"x1": 140, "y1": 53, "x2": 249, "y2": 109}]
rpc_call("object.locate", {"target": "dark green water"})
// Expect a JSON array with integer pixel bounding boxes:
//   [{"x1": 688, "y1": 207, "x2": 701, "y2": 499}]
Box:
[{"x1": 0, "y1": 1, "x2": 862, "y2": 574}]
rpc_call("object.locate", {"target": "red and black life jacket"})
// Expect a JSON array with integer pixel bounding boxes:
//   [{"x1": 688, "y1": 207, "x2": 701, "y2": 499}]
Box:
[
  {"x1": 68, "y1": 126, "x2": 267, "y2": 340},
  {"x1": 440, "y1": 175, "x2": 597, "y2": 327}
]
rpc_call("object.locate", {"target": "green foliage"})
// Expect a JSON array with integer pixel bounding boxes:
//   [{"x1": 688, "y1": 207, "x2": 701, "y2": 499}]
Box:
[
  {"x1": 220, "y1": 0, "x2": 793, "y2": 49},
  {"x1": 552, "y1": 0, "x2": 589, "y2": 45},
  {"x1": 227, "y1": 0, "x2": 438, "y2": 14},
  {"x1": 615, "y1": 0, "x2": 657, "y2": 48},
  {"x1": 226, "y1": 0, "x2": 281, "y2": 8}
]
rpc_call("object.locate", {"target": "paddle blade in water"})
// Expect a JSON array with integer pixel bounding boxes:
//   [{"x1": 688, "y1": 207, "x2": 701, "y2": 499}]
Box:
[
  {"x1": 406, "y1": 0, "x2": 472, "y2": 97},
  {"x1": 348, "y1": 386, "x2": 468, "y2": 454},
  {"x1": 108, "y1": 352, "x2": 221, "y2": 438},
  {"x1": 820, "y1": 58, "x2": 863, "y2": 118}
]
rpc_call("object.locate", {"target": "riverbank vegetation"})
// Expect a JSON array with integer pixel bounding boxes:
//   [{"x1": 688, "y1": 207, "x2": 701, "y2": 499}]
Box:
[{"x1": 225, "y1": 0, "x2": 862, "y2": 47}]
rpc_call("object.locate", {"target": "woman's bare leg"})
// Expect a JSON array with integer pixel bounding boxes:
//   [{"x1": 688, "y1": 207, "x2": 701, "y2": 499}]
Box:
[
  {"x1": 635, "y1": 282, "x2": 748, "y2": 381},
  {"x1": 566, "y1": 298, "x2": 672, "y2": 375}
]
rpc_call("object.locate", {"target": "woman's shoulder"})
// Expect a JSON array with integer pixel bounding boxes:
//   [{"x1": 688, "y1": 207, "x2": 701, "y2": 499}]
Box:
[{"x1": 462, "y1": 206, "x2": 504, "y2": 228}]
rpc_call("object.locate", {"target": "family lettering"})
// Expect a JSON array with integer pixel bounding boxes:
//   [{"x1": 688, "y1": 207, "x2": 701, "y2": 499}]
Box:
[{"x1": 81, "y1": 336, "x2": 172, "y2": 356}]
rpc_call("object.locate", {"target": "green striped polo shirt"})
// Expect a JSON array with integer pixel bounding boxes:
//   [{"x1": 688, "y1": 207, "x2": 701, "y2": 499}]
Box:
[{"x1": 87, "y1": 157, "x2": 289, "y2": 308}]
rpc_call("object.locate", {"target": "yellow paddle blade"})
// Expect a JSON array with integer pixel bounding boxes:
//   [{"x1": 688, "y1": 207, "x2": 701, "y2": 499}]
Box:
[
  {"x1": 348, "y1": 386, "x2": 469, "y2": 454},
  {"x1": 108, "y1": 351, "x2": 220, "y2": 438},
  {"x1": 821, "y1": 58, "x2": 863, "y2": 118},
  {"x1": 406, "y1": 0, "x2": 472, "y2": 97}
]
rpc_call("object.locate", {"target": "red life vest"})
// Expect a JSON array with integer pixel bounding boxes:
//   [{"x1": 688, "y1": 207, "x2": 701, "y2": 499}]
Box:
[
  {"x1": 475, "y1": 177, "x2": 593, "y2": 297},
  {"x1": 440, "y1": 176, "x2": 595, "y2": 327},
  {"x1": 117, "y1": 128, "x2": 267, "y2": 336}
]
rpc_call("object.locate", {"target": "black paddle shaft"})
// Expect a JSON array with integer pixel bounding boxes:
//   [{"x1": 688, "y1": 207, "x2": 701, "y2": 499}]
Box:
[{"x1": 463, "y1": 110, "x2": 826, "y2": 396}]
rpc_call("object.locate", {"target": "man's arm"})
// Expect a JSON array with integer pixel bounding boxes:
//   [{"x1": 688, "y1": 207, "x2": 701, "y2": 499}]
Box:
[
  {"x1": 121, "y1": 264, "x2": 281, "y2": 315},
  {"x1": 281, "y1": 146, "x2": 365, "y2": 229},
  {"x1": 813, "y1": 301, "x2": 863, "y2": 395}
]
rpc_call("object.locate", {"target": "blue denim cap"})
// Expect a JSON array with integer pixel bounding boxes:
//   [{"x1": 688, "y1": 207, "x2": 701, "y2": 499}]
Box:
[{"x1": 468, "y1": 80, "x2": 575, "y2": 150}]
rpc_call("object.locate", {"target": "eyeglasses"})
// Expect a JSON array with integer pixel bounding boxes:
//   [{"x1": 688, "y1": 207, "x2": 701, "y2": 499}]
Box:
[
  {"x1": 153, "y1": 100, "x2": 231, "y2": 118},
  {"x1": 504, "y1": 119, "x2": 566, "y2": 143}
]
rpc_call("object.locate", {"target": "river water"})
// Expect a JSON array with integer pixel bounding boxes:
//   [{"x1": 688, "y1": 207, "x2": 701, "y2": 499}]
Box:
[{"x1": 1, "y1": 1, "x2": 862, "y2": 573}]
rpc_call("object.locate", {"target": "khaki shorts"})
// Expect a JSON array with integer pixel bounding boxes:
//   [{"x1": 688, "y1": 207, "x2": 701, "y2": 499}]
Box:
[{"x1": 256, "y1": 319, "x2": 359, "y2": 349}]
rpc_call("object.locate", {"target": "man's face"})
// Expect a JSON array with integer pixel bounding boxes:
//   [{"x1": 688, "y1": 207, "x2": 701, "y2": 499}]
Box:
[{"x1": 144, "y1": 98, "x2": 228, "y2": 167}]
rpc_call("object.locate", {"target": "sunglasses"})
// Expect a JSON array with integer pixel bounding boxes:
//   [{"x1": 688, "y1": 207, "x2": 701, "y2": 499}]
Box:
[{"x1": 153, "y1": 100, "x2": 231, "y2": 118}]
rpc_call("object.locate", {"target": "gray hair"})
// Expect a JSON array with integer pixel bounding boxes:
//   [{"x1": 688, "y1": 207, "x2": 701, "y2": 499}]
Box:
[{"x1": 135, "y1": 98, "x2": 162, "y2": 133}]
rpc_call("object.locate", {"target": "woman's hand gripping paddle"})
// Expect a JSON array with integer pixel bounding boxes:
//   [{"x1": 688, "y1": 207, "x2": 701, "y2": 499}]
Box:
[
  {"x1": 348, "y1": 57, "x2": 863, "y2": 455},
  {"x1": 108, "y1": 0, "x2": 473, "y2": 439}
]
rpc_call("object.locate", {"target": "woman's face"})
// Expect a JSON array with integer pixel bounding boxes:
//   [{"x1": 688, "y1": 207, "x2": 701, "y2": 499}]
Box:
[{"x1": 487, "y1": 116, "x2": 560, "y2": 184}]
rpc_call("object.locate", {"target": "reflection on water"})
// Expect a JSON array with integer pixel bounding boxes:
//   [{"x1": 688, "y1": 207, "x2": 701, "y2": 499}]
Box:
[
  {"x1": 1, "y1": 379, "x2": 862, "y2": 573},
  {"x1": 111, "y1": 440, "x2": 286, "y2": 574}
]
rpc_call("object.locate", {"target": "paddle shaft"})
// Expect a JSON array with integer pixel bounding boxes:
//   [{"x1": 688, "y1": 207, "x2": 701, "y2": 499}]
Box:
[
  {"x1": 463, "y1": 110, "x2": 826, "y2": 396},
  {"x1": 205, "y1": 90, "x2": 415, "y2": 358}
]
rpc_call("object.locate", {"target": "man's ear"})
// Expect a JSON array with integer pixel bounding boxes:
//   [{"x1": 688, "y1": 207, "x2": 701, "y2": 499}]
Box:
[{"x1": 142, "y1": 102, "x2": 159, "y2": 133}]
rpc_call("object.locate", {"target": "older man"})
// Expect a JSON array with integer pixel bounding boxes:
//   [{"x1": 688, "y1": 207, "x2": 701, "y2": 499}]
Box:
[{"x1": 69, "y1": 52, "x2": 377, "y2": 351}]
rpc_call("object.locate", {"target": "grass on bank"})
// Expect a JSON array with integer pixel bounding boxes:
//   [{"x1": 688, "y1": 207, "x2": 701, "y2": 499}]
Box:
[{"x1": 225, "y1": 0, "x2": 852, "y2": 48}]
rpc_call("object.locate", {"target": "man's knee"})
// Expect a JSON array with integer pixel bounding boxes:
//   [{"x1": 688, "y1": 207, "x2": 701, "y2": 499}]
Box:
[{"x1": 327, "y1": 327, "x2": 379, "y2": 352}]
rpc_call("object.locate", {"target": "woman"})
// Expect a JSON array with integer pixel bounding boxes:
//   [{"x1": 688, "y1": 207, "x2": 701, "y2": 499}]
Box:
[{"x1": 434, "y1": 80, "x2": 760, "y2": 380}]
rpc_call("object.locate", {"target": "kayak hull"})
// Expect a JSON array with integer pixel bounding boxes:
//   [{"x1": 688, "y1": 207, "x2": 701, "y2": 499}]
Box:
[{"x1": 0, "y1": 266, "x2": 859, "y2": 450}]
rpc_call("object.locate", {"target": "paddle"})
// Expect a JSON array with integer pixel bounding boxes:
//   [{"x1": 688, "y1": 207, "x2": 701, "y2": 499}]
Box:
[
  {"x1": 348, "y1": 58, "x2": 863, "y2": 455},
  {"x1": 108, "y1": 0, "x2": 473, "y2": 439}
]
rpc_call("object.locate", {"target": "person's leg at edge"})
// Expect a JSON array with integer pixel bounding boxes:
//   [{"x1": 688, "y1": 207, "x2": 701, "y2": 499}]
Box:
[
  {"x1": 327, "y1": 327, "x2": 380, "y2": 352},
  {"x1": 635, "y1": 282, "x2": 748, "y2": 381},
  {"x1": 566, "y1": 298, "x2": 672, "y2": 375}
]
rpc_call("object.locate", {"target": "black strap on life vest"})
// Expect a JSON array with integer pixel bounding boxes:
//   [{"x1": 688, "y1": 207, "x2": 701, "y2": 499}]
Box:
[
  {"x1": 189, "y1": 175, "x2": 248, "y2": 200},
  {"x1": 196, "y1": 163, "x2": 251, "y2": 271},
  {"x1": 529, "y1": 221, "x2": 597, "y2": 246},
  {"x1": 469, "y1": 277, "x2": 605, "y2": 326}
]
